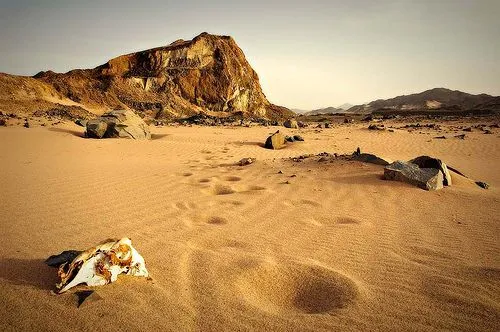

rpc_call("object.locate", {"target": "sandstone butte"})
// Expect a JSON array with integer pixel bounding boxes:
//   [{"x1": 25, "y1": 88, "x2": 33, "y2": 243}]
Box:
[{"x1": 0, "y1": 32, "x2": 293, "y2": 121}]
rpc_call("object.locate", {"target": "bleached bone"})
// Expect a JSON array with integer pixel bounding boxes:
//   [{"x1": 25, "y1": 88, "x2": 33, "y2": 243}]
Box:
[{"x1": 56, "y1": 237, "x2": 149, "y2": 293}]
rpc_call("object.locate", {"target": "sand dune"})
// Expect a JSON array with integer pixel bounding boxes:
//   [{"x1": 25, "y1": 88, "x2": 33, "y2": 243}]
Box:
[{"x1": 1, "y1": 123, "x2": 499, "y2": 331}]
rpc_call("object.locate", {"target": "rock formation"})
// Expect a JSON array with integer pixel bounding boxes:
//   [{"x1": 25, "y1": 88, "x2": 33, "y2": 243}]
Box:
[
  {"x1": 384, "y1": 161, "x2": 444, "y2": 191},
  {"x1": 85, "y1": 109, "x2": 151, "y2": 139},
  {"x1": 0, "y1": 32, "x2": 292, "y2": 122}
]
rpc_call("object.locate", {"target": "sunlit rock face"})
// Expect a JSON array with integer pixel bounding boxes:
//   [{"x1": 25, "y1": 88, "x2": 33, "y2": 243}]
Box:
[
  {"x1": 36, "y1": 33, "x2": 292, "y2": 121},
  {"x1": 56, "y1": 238, "x2": 149, "y2": 293}
]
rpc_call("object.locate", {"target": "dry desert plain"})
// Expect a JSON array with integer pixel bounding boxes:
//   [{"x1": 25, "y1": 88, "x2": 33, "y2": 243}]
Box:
[{"x1": 1, "y1": 118, "x2": 500, "y2": 331}]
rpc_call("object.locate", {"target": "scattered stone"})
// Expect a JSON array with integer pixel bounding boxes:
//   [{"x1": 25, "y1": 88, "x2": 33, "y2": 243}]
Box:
[
  {"x1": 23, "y1": 121, "x2": 30, "y2": 128},
  {"x1": 324, "y1": 123, "x2": 331, "y2": 128},
  {"x1": 85, "y1": 109, "x2": 151, "y2": 139},
  {"x1": 454, "y1": 134, "x2": 466, "y2": 139},
  {"x1": 463, "y1": 127, "x2": 472, "y2": 132},
  {"x1": 409, "y1": 155, "x2": 452, "y2": 186},
  {"x1": 283, "y1": 119, "x2": 299, "y2": 129},
  {"x1": 293, "y1": 135, "x2": 304, "y2": 141},
  {"x1": 0, "y1": 119, "x2": 5, "y2": 126},
  {"x1": 297, "y1": 121, "x2": 307, "y2": 128},
  {"x1": 434, "y1": 135, "x2": 447, "y2": 139},
  {"x1": 344, "y1": 118, "x2": 354, "y2": 123},
  {"x1": 264, "y1": 130, "x2": 286, "y2": 149},
  {"x1": 353, "y1": 153, "x2": 391, "y2": 166},
  {"x1": 384, "y1": 161, "x2": 444, "y2": 191},
  {"x1": 483, "y1": 129, "x2": 493, "y2": 134},
  {"x1": 74, "y1": 119, "x2": 87, "y2": 127},
  {"x1": 238, "y1": 157, "x2": 255, "y2": 166},
  {"x1": 362, "y1": 115, "x2": 374, "y2": 122},
  {"x1": 475, "y1": 181, "x2": 489, "y2": 189},
  {"x1": 278, "y1": 170, "x2": 283, "y2": 174},
  {"x1": 368, "y1": 124, "x2": 385, "y2": 131},
  {"x1": 285, "y1": 135, "x2": 295, "y2": 142}
]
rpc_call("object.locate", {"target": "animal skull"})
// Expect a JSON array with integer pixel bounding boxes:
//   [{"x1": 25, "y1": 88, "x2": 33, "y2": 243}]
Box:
[{"x1": 56, "y1": 237, "x2": 149, "y2": 293}]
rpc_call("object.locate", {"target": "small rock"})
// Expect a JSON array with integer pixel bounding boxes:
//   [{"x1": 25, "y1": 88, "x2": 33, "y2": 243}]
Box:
[
  {"x1": 265, "y1": 130, "x2": 286, "y2": 150},
  {"x1": 475, "y1": 181, "x2": 489, "y2": 189},
  {"x1": 23, "y1": 121, "x2": 30, "y2": 128},
  {"x1": 278, "y1": 170, "x2": 283, "y2": 174},
  {"x1": 285, "y1": 135, "x2": 295, "y2": 142},
  {"x1": 0, "y1": 119, "x2": 6, "y2": 126},
  {"x1": 434, "y1": 136, "x2": 447, "y2": 139},
  {"x1": 454, "y1": 134, "x2": 466, "y2": 139},
  {"x1": 463, "y1": 127, "x2": 472, "y2": 132},
  {"x1": 283, "y1": 119, "x2": 299, "y2": 129},
  {"x1": 293, "y1": 135, "x2": 304, "y2": 141},
  {"x1": 238, "y1": 157, "x2": 255, "y2": 166},
  {"x1": 368, "y1": 124, "x2": 385, "y2": 131}
]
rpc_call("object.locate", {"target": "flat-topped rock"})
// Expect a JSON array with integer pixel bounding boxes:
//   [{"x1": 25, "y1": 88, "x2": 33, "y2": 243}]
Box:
[{"x1": 384, "y1": 161, "x2": 444, "y2": 191}]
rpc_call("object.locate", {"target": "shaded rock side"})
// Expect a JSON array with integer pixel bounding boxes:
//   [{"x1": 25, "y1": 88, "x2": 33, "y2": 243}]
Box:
[
  {"x1": 86, "y1": 109, "x2": 151, "y2": 139},
  {"x1": 283, "y1": 119, "x2": 299, "y2": 129},
  {"x1": 265, "y1": 131, "x2": 286, "y2": 150},
  {"x1": 409, "y1": 155, "x2": 452, "y2": 186},
  {"x1": 384, "y1": 161, "x2": 444, "y2": 191}
]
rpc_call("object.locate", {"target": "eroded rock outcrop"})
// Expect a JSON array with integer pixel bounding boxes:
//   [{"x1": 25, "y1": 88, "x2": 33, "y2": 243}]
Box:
[{"x1": 33, "y1": 33, "x2": 293, "y2": 121}]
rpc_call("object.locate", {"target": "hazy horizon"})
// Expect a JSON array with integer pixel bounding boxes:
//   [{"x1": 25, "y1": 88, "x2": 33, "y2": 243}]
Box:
[{"x1": 1, "y1": 0, "x2": 499, "y2": 109}]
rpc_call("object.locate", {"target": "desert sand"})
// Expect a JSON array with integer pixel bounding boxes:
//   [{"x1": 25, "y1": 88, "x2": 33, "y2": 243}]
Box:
[{"x1": 1, "y1": 121, "x2": 499, "y2": 331}]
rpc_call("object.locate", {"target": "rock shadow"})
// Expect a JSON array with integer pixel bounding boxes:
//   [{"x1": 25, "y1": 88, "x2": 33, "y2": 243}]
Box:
[
  {"x1": 48, "y1": 127, "x2": 85, "y2": 138},
  {"x1": 0, "y1": 258, "x2": 58, "y2": 291}
]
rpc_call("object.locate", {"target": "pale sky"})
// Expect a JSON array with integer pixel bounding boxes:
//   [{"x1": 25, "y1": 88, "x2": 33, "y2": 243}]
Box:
[{"x1": 1, "y1": 0, "x2": 499, "y2": 109}]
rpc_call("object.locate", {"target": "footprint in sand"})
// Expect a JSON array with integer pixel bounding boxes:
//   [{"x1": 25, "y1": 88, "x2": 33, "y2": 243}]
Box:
[
  {"x1": 336, "y1": 217, "x2": 362, "y2": 225},
  {"x1": 223, "y1": 175, "x2": 242, "y2": 182},
  {"x1": 206, "y1": 216, "x2": 228, "y2": 225},
  {"x1": 211, "y1": 184, "x2": 236, "y2": 195},
  {"x1": 236, "y1": 261, "x2": 359, "y2": 314},
  {"x1": 300, "y1": 199, "x2": 322, "y2": 207},
  {"x1": 248, "y1": 185, "x2": 266, "y2": 191}
]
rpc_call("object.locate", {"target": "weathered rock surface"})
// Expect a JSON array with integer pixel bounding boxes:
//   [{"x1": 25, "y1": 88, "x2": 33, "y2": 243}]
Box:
[
  {"x1": 283, "y1": 119, "x2": 299, "y2": 129},
  {"x1": 265, "y1": 131, "x2": 286, "y2": 149},
  {"x1": 86, "y1": 109, "x2": 151, "y2": 139},
  {"x1": 409, "y1": 155, "x2": 452, "y2": 186},
  {"x1": 384, "y1": 161, "x2": 444, "y2": 191},
  {"x1": 353, "y1": 153, "x2": 391, "y2": 166},
  {"x1": 29, "y1": 33, "x2": 293, "y2": 121}
]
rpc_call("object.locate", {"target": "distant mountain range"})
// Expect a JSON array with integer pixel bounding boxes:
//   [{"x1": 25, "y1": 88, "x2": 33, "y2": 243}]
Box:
[
  {"x1": 293, "y1": 103, "x2": 354, "y2": 115},
  {"x1": 346, "y1": 88, "x2": 500, "y2": 114}
]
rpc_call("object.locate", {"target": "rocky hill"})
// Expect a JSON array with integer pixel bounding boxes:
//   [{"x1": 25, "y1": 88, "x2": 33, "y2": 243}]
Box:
[
  {"x1": 347, "y1": 88, "x2": 500, "y2": 114},
  {"x1": 303, "y1": 106, "x2": 344, "y2": 116},
  {"x1": 0, "y1": 32, "x2": 292, "y2": 121}
]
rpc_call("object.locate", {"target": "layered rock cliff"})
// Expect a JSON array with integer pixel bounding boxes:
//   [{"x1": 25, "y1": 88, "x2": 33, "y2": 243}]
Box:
[{"x1": 1, "y1": 32, "x2": 292, "y2": 121}]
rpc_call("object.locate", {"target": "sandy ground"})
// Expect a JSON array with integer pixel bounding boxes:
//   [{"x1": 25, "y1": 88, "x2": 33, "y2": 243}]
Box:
[{"x1": 1, "y1": 122, "x2": 499, "y2": 331}]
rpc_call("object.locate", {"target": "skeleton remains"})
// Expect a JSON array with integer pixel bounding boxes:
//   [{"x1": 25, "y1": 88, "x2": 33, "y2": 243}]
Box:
[{"x1": 52, "y1": 238, "x2": 149, "y2": 293}]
